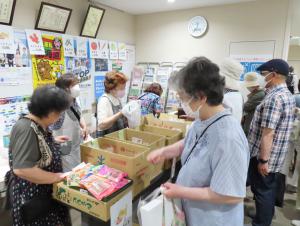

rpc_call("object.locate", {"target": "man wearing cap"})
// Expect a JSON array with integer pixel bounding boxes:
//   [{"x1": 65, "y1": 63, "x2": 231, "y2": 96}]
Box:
[
  {"x1": 248, "y1": 59, "x2": 296, "y2": 226},
  {"x1": 242, "y1": 72, "x2": 265, "y2": 136}
]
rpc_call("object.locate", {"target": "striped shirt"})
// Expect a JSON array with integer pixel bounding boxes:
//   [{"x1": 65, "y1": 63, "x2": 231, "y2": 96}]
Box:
[
  {"x1": 176, "y1": 109, "x2": 249, "y2": 226},
  {"x1": 248, "y1": 83, "x2": 295, "y2": 173}
]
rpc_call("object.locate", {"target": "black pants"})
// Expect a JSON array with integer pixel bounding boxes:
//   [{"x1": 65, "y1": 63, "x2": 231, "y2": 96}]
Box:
[{"x1": 249, "y1": 157, "x2": 276, "y2": 226}]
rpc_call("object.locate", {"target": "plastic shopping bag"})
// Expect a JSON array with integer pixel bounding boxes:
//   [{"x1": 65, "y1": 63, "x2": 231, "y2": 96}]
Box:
[{"x1": 122, "y1": 100, "x2": 142, "y2": 128}]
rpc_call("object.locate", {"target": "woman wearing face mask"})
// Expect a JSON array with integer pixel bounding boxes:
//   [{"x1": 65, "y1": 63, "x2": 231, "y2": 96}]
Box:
[
  {"x1": 147, "y1": 57, "x2": 249, "y2": 226},
  {"x1": 96, "y1": 71, "x2": 128, "y2": 137},
  {"x1": 51, "y1": 73, "x2": 88, "y2": 172},
  {"x1": 242, "y1": 72, "x2": 265, "y2": 136}
]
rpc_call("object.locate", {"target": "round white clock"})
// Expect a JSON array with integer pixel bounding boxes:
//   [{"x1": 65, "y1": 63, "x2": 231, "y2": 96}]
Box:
[{"x1": 188, "y1": 16, "x2": 208, "y2": 38}]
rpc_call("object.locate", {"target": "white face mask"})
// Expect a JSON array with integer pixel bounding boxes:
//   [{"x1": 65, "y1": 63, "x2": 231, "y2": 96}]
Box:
[
  {"x1": 116, "y1": 89, "x2": 125, "y2": 98},
  {"x1": 70, "y1": 84, "x2": 80, "y2": 98},
  {"x1": 259, "y1": 72, "x2": 273, "y2": 88},
  {"x1": 181, "y1": 97, "x2": 202, "y2": 119}
]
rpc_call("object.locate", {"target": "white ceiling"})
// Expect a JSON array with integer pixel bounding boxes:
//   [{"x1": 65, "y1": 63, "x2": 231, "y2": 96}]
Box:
[{"x1": 92, "y1": 0, "x2": 256, "y2": 15}]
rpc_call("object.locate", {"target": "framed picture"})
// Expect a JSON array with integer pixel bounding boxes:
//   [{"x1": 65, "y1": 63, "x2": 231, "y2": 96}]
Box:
[
  {"x1": 35, "y1": 2, "x2": 72, "y2": 33},
  {"x1": 80, "y1": 5, "x2": 105, "y2": 38},
  {"x1": 0, "y1": 0, "x2": 17, "y2": 25}
]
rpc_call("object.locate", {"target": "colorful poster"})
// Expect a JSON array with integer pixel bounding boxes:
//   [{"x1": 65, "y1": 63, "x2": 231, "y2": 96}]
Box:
[
  {"x1": 128, "y1": 66, "x2": 144, "y2": 100},
  {"x1": 62, "y1": 35, "x2": 75, "y2": 57},
  {"x1": 230, "y1": 54, "x2": 272, "y2": 80},
  {"x1": 31, "y1": 35, "x2": 65, "y2": 88},
  {"x1": 118, "y1": 42, "x2": 127, "y2": 60},
  {"x1": 109, "y1": 41, "x2": 118, "y2": 60},
  {"x1": 99, "y1": 40, "x2": 109, "y2": 59},
  {"x1": 89, "y1": 38, "x2": 101, "y2": 58},
  {"x1": 65, "y1": 56, "x2": 93, "y2": 111},
  {"x1": 95, "y1": 58, "x2": 108, "y2": 72},
  {"x1": 0, "y1": 67, "x2": 33, "y2": 98},
  {"x1": 13, "y1": 30, "x2": 30, "y2": 67},
  {"x1": 94, "y1": 75, "x2": 105, "y2": 101},
  {"x1": 112, "y1": 60, "x2": 123, "y2": 71},
  {"x1": 25, "y1": 29, "x2": 45, "y2": 55},
  {"x1": 0, "y1": 25, "x2": 14, "y2": 54},
  {"x1": 0, "y1": 96, "x2": 30, "y2": 138},
  {"x1": 76, "y1": 37, "x2": 88, "y2": 58},
  {"x1": 110, "y1": 191, "x2": 132, "y2": 226}
]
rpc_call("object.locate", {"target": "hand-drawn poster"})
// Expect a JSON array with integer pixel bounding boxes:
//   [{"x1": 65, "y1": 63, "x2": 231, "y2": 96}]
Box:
[
  {"x1": 25, "y1": 29, "x2": 45, "y2": 55},
  {"x1": 31, "y1": 35, "x2": 65, "y2": 88},
  {"x1": 76, "y1": 37, "x2": 88, "y2": 58},
  {"x1": 118, "y1": 42, "x2": 127, "y2": 60},
  {"x1": 110, "y1": 191, "x2": 132, "y2": 226},
  {"x1": 89, "y1": 38, "x2": 101, "y2": 58},
  {"x1": 109, "y1": 41, "x2": 118, "y2": 60},
  {"x1": 99, "y1": 40, "x2": 109, "y2": 59},
  {"x1": 0, "y1": 25, "x2": 14, "y2": 54},
  {"x1": 95, "y1": 58, "x2": 108, "y2": 72},
  {"x1": 62, "y1": 35, "x2": 75, "y2": 57}
]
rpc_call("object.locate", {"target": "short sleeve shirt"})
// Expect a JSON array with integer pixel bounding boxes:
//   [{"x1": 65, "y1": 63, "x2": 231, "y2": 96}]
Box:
[
  {"x1": 9, "y1": 118, "x2": 40, "y2": 169},
  {"x1": 138, "y1": 92, "x2": 163, "y2": 116},
  {"x1": 176, "y1": 109, "x2": 249, "y2": 226}
]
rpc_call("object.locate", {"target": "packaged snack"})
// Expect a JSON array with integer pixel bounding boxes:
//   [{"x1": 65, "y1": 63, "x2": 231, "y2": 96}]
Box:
[{"x1": 98, "y1": 165, "x2": 128, "y2": 183}]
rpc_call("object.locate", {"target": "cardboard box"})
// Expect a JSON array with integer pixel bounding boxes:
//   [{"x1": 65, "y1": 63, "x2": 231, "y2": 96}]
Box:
[
  {"x1": 136, "y1": 125, "x2": 183, "y2": 145},
  {"x1": 105, "y1": 129, "x2": 166, "y2": 180},
  {"x1": 81, "y1": 138, "x2": 152, "y2": 197},
  {"x1": 53, "y1": 181, "x2": 132, "y2": 221},
  {"x1": 143, "y1": 115, "x2": 191, "y2": 136}
]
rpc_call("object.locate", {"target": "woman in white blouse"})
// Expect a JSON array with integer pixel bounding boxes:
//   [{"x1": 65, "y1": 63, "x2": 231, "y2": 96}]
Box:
[{"x1": 96, "y1": 71, "x2": 128, "y2": 137}]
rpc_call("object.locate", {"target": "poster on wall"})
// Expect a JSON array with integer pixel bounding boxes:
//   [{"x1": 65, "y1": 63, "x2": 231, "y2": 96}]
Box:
[
  {"x1": 95, "y1": 58, "x2": 108, "y2": 72},
  {"x1": 112, "y1": 60, "x2": 123, "y2": 72},
  {"x1": 25, "y1": 29, "x2": 45, "y2": 55},
  {"x1": 76, "y1": 37, "x2": 88, "y2": 58},
  {"x1": 65, "y1": 56, "x2": 93, "y2": 111},
  {"x1": 89, "y1": 38, "x2": 101, "y2": 58},
  {"x1": 230, "y1": 54, "x2": 272, "y2": 80},
  {"x1": 110, "y1": 191, "x2": 132, "y2": 226},
  {"x1": 0, "y1": 67, "x2": 33, "y2": 97},
  {"x1": 0, "y1": 24, "x2": 15, "y2": 54},
  {"x1": 0, "y1": 96, "x2": 30, "y2": 139},
  {"x1": 94, "y1": 75, "x2": 105, "y2": 101},
  {"x1": 118, "y1": 42, "x2": 127, "y2": 60},
  {"x1": 99, "y1": 40, "x2": 109, "y2": 59},
  {"x1": 31, "y1": 35, "x2": 65, "y2": 88},
  {"x1": 62, "y1": 35, "x2": 75, "y2": 57},
  {"x1": 128, "y1": 66, "x2": 144, "y2": 100},
  {"x1": 109, "y1": 41, "x2": 118, "y2": 60}
]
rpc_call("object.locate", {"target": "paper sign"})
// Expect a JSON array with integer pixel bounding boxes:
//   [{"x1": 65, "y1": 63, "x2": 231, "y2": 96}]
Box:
[
  {"x1": 99, "y1": 40, "x2": 109, "y2": 59},
  {"x1": 110, "y1": 191, "x2": 132, "y2": 226},
  {"x1": 62, "y1": 35, "x2": 75, "y2": 57},
  {"x1": 109, "y1": 41, "x2": 118, "y2": 60},
  {"x1": 94, "y1": 75, "x2": 105, "y2": 101},
  {"x1": 76, "y1": 37, "x2": 88, "y2": 58},
  {"x1": 89, "y1": 38, "x2": 101, "y2": 58},
  {"x1": 0, "y1": 25, "x2": 15, "y2": 54},
  {"x1": 118, "y1": 42, "x2": 127, "y2": 60},
  {"x1": 25, "y1": 29, "x2": 45, "y2": 55}
]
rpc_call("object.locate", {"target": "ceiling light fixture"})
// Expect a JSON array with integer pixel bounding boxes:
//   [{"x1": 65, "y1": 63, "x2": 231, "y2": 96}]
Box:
[{"x1": 168, "y1": 0, "x2": 175, "y2": 3}]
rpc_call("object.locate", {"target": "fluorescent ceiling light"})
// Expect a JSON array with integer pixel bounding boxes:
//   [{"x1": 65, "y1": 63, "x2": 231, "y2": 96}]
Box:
[{"x1": 168, "y1": 0, "x2": 175, "y2": 3}]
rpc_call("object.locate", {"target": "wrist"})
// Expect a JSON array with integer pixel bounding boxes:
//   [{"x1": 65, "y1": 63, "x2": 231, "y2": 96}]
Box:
[{"x1": 258, "y1": 158, "x2": 269, "y2": 164}]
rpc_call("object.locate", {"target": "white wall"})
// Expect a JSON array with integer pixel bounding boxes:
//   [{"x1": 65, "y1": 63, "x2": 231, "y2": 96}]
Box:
[
  {"x1": 12, "y1": 0, "x2": 135, "y2": 44},
  {"x1": 135, "y1": 0, "x2": 290, "y2": 64},
  {"x1": 288, "y1": 45, "x2": 300, "y2": 77}
]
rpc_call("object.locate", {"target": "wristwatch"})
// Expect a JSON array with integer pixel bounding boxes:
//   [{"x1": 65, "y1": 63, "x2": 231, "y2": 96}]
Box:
[{"x1": 258, "y1": 158, "x2": 269, "y2": 164}]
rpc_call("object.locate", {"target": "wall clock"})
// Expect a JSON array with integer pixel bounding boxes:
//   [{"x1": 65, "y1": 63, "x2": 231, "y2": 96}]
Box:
[{"x1": 188, "y1": 16, "x2": 208, "y2": 38}]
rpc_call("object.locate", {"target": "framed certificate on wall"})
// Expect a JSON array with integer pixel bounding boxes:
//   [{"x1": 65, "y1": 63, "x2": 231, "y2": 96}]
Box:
[
  {"x1": 80, "y1": 5, "x2": 105, "y2": 38},
  {"x1": 0, "y1": 0, "x2": 16, "y2": 25},
  {"x1": 35, "y1": 2, "x2": 72, "y2": 33}
]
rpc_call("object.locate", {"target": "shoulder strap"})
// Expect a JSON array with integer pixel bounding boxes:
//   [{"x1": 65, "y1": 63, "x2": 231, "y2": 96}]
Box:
[
  {"x1": 70, "y1": 106, "x2": 80, "y2": 122},
  {"x1": 183, "y1": 114, "x2": 230, "y2": 165}
]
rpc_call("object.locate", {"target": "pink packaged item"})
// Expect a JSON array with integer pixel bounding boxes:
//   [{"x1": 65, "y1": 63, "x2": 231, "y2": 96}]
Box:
[{"x1": 98, "y1": 165, "x2": 128, "y2": 183}]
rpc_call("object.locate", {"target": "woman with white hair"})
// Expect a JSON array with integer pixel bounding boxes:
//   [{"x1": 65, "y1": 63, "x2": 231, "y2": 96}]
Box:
[{"x1": 220, "y1": 58, "x2": 244, "y2": 122}]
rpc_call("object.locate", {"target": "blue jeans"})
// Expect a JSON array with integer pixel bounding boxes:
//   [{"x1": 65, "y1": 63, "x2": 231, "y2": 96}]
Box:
[{"x1": 249, "y1": 157, "x2": 276, "y2": 226}]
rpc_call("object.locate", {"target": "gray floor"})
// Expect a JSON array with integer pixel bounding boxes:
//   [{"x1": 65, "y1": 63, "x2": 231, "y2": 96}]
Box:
[{"x1": 1, "y1": 188, "x2": 300, "y2": 226}]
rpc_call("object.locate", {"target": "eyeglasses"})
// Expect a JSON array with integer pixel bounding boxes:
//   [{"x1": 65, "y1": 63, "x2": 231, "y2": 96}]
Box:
[{"x1": 260, "y1": 71, "x2": 273, "y2": 77}]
